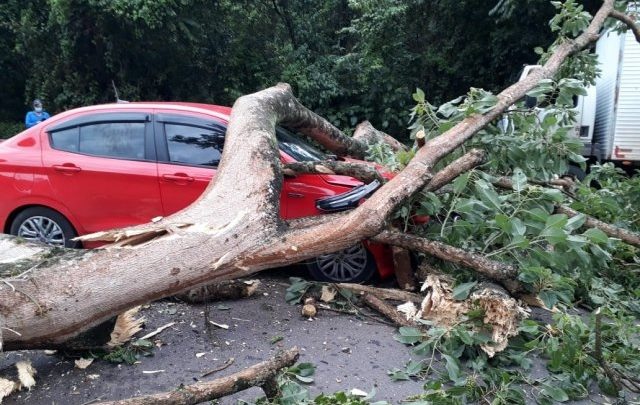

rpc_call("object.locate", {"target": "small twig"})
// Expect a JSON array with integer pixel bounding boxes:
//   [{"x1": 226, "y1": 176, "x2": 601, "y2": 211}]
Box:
[
  {"x1": 592, "y1": 308, "x2": 623, "y2": 393},
  {"x1": 317, "y1": 303, "x2": 358, "y2": 315},
  {"x1": 1, "y1": 280, "x2": 15, "y2": 292},
  {"x1": 201, "y1": 357, "x2": 235, "y2": 377},
  {"x1": 0, "y1": 326, "x2": 22, "y2": 337},
  {"x1": 138, "y1": 322, "x2": 176, "y2": 340}
]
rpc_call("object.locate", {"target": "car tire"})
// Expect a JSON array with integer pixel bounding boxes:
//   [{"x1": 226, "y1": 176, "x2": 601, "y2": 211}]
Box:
[
  {"x1": 10, "y1": 207, "x2": 80, "y2": 248},
  {"x1": 306, "y1": 243, "x2": 377, "y2": 283}
]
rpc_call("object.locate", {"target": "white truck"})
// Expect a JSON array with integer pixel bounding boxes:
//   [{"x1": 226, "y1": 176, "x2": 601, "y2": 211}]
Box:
[{"x1": 520, "y1": 28, "x2": 640, "y2": 170}]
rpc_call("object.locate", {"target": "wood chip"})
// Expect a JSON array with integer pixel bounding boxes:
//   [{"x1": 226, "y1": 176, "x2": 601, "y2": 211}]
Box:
[
  {"x1": 320, "y1": 286, "x2": 336, "y2": 303},
  {"x1": 16, "y1": 361, "x2": 36, "y2": 390},
  {"x1": 0, "y1": 377, "x2": 19, "y2": 401},
  {"x1": 208, "y1": 321, "x2": 229, "y2": 329},
  {"x1": 139, "y1": 322, "x2": 176, "y2": 340},
  {"x1": 142, "y1": 370, "x2": 165, "y2": 374},
  {"x1": 74, "y1": 358, "x2": 94, "y2": 369}
]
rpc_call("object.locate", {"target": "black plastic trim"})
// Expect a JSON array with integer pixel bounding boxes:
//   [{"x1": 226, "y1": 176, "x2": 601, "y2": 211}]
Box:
[
  {"x1": 315, "y1": 180, "x2": 381, "y2": 212},
  {"x1": 47, "y1": 112, "x2": 150, "y2": 133}
]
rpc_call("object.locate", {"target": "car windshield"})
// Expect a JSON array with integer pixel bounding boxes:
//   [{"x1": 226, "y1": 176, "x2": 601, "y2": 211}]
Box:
[{"x1": 276, "y1": 127, "x2": 327, "y2": 162}]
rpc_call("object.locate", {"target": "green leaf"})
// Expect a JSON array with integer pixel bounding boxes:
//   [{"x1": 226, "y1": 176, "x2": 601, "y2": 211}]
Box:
[
  {"x1": 442, "y1": 354, "x2": 461, "y2": 382},
  {"x1": 541, "y1": 383, "x2": 569, "y2": 402},
  {"x1": 539, "y1": 290, "x2": 559, "y2": 309},
  {"x1": 452, "y1": 172, "x2": 470, "y2": 194},
  {"x1": 545, "y1": 214, "x2": 568, "y2": 229},
  {"x1": 413, "y1": 88, "x2": 425, "y2": 103},
  {"x1": 452, "y1": 281, "x2": 478, "y2": 300},
  {"x1": 565, "y1": 214, "x2": 586, "y2": 231},
  {"x1": 395, "y1": 327, "x2": 423, "y2": 344},
  {"x1": 584, "y1": 228, "x2": 609, "y2": 244},
  {"x1": 474, "y1": 180, "x2": 502, "y2": 211}
]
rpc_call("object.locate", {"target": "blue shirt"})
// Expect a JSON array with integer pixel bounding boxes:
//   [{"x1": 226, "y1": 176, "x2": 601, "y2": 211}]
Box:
[{"x1": 25, "y1": 110, "x2": 50, "y2": 128}]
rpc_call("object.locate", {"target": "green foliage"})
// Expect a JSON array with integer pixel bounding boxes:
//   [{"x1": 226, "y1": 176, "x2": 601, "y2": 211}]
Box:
[
  {"x1": 245, "y1": 362, "x2": 389, "y2": 405},
  {"x1": 0, "y1": 0, "x2": 557, "y2": 137},
  {"x1": 101, "y1": 338, "x2": 155, "y2": 364},
  {"x1": 0, "y1": 121, "x2": 23, "y2": 139}
]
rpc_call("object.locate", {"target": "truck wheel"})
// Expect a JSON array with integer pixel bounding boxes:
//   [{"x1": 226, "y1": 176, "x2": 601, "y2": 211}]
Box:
[{"x1": 10, "y1": 207, "x2": 80, "y2": 248}]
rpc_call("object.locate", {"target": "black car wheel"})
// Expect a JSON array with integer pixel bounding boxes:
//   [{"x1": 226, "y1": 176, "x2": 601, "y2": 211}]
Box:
[
  {"x1": 306, "y1": 243, "x2": 377, "y2": 282},
  {"x1": 10, "y1": 207, "x2": 80, "y2": 248}
]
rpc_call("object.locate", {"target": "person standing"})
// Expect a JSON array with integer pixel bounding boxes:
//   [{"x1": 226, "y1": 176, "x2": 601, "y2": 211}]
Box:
[{"x1": 25, "y1": 99, "x2": 50, "y2": 128}]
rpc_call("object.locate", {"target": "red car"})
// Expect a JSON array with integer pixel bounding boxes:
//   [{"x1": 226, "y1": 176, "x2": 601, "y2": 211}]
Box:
[{"x1": 0, "y1": 102, "x2": 394, "y2": 282}]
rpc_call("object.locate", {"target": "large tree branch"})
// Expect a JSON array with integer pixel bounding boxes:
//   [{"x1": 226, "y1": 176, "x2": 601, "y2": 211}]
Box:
[
  {"x1": 555, "y1": 205, "x2": 640, "y2": 247},
  {"x1": 492, "y1": 177, "x2": 640, "y2": 248},
  {"x1": 372, "y1": 230, "x2": 523, "y2": 294},
  {"x1": 609, "y1": 9, "x2": 640, "y2": 43},
  {"x1": 282, "y1": 161, "x2": 386, "y2": 184}
]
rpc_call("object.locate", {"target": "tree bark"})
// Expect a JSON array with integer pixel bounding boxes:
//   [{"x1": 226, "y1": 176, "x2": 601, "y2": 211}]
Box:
[
  {"x1": 353, "y1": 121, "x2": 408, "y2": 153},
  {"x1": 282, "y1": 161, "x2": 386, "y2": 184},
  {"x1": 95, "y1": 348, "x2": 299, "y2": 405}
]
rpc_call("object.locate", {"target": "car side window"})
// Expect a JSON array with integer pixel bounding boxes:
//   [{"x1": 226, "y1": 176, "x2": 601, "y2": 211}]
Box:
[
  {"x1": 164, "y1": 123, "x2": 224, "y2": 167},
  {"x1": 49, "y1": 122, "x2": 146, "y2": 160},
  {"x1": 50, "y1": 127, "x2": 80, "y2": 152},
  {"x1": 80, "y1": 123, "x2": 145, "y2": 159}
]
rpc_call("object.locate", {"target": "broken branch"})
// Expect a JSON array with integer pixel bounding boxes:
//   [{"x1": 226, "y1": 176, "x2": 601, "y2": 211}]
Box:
[
  {"x1": 609, "y1": 9, "x2": 640, "y2": 44},
  {"x1": 282, "y1": 161, "x2": 386, "y2": 184},
  {"x1": 373, "y1": 230, "x2": 523, "y2": 294},
  {"x1": 336, "y1": 283, "x2": 424, "y2": 303},
  {"x1": 361, "y1": 293, "x2": 414, "y2": 327},
  {"x1": 95, "y1": 348, "x2": 299, "y2": 405}
]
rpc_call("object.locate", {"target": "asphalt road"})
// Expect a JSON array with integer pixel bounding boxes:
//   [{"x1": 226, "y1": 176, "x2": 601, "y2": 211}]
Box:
[{"x1": 0, "y1": 274, "x2": 424, "y2": 404}]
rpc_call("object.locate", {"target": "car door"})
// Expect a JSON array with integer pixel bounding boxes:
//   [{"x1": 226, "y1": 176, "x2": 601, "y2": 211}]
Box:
[
  {"x1": 41, "y1": 112, "x2": 164, "y2": 233},
  {"x1": 154, "y1": 113, "x2": 222, "y2": 216}
]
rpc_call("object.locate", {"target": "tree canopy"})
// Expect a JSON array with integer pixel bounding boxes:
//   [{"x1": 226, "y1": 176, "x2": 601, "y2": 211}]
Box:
[{"x1": 0, "y1": 0, "x2": 562, "y2": 136}]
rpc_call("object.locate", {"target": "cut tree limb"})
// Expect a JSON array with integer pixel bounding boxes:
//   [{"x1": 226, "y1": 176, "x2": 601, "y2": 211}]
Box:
[
  {"x1": 95, "y1": 348, "x2": 299, "y2": 405},
  {"x1": 353, "y1": 121, "x2": 408, "y2": 152},
  {"x1": 373, "y1": 230, "x2": 523, "y2": 294}
]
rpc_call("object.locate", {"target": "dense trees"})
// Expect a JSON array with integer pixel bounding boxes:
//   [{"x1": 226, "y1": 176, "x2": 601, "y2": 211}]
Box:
[{"x1": 0, "y1": 0, "x2": 559, "y2": 136}]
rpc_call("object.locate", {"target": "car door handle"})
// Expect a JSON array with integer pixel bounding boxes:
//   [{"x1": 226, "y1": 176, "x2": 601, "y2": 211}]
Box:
[
  {"x1": 162, "y1": 173, "x2": 194, "y2": 183},
  {"x1": 53, "y1": 164, "x2": 81, "y2": 173},
  {"x1": 287, "y1": 192, "x2": 305, "y2": 198}
]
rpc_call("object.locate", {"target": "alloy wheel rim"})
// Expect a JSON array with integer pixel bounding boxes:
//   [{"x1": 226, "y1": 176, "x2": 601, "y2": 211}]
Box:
[
  {"x1": 315, "y1": 243, "x2": 368, "y2": 281},
  {"x1": 18, "y1": 216, "x2": 65, "y2": 246}
]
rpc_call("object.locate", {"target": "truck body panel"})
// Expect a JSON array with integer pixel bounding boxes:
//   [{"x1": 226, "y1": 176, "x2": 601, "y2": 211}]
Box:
[{"x1": 594, "y1": 30, "x2": 640, "y2": 162}]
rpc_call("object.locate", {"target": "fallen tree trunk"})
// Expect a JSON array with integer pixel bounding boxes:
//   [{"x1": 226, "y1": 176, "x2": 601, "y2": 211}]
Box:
[
  {"x1": 0, "y1": 0, "x2": 632, "y2": 351},
  {"x1": 95, "y1": 348, "x2": 299, "y2": 405}
]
